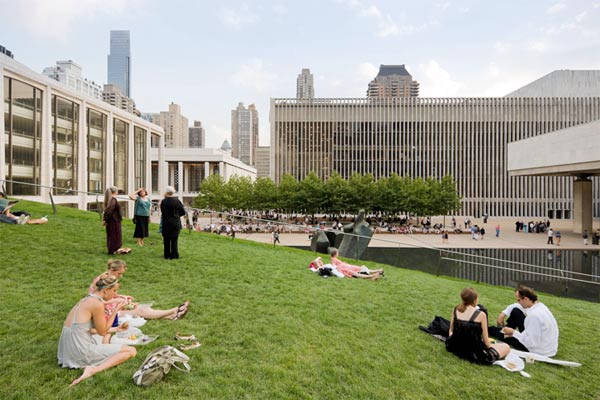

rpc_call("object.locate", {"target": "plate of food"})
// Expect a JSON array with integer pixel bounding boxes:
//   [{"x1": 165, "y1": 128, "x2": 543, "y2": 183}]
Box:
[{"x1": 113, "y1": 328, "x2": 158, "y2": 345}]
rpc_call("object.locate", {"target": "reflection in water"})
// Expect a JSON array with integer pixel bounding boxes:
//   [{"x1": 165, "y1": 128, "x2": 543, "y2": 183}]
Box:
[{"x1": 360, "y1": 248, "x2": 600, "y2": 303}]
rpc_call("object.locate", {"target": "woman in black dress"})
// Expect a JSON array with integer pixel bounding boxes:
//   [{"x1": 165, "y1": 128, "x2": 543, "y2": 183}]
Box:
[
  {"x1": 160, "y1": 186, "x2": 186, "y2": 259},
  {"x1": 102, "y1": 187, "x2": 123, "y2": 254},
  {"x1": 446, "y1": 287, "x2": 510, "y2": 364}
]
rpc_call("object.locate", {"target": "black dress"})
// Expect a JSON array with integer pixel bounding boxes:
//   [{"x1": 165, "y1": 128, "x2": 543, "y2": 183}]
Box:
[
  {"x1": 445, "y1": 307, "x2": 499, "y2": 364},
  {"x1": 160, "y1": 196, "x2": 186, "y2": 259}
]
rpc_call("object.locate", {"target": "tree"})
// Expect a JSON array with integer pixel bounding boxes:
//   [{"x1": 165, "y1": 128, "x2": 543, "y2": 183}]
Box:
[
  {"x1": 347, "y1": 172, "x2": 375, "y2": 215},
  {"x1": 193, "y1": 173, "x2": 225, "y2": 211},
  {"x1": 437, "y1": 175, "x2": 462, "y2": 226},
  {"x1": 252, "y1": 176, "x2": 279, "y2": 212},
  {"x1": 224, "y1": 175, "x2": 253, "y2": 211},
  {"x1": 277, "y1": 173, "x2": 299, "y2": 213},
  {"x1": 323, "y1": 171, "x2": 349, "y2": 217},
  {"x1": 297, "y1": 171, "x2": 324, "y2": 219}
]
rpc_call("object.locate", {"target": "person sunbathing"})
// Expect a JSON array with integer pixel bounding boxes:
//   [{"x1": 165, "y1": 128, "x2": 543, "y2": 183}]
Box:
[
  {"x1": 89, "y1": 259, "x2": 190, "y2": 321},
  {"x1": 329, "y1": 248, "x2": 384, "y2": 280},
  {"x1": 0, "y1": 193, "x2": 48, "y2": 224}
]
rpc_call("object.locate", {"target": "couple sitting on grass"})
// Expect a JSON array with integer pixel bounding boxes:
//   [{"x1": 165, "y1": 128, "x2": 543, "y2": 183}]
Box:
[
  {"x1": 445, "y1": 286, "x2": 559, "y2": 365},
  {"x1": 310, "y1": 248, "x2": 384, "y2": 280},
  {"x1": 57, "y1": 259, "x2": 190, "y2": 386}
]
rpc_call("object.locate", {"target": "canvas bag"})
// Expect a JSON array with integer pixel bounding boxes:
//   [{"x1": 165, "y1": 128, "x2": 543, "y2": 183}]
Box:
[{"x1": 132, "y1": 345, "x2": 191, "y2": 386}]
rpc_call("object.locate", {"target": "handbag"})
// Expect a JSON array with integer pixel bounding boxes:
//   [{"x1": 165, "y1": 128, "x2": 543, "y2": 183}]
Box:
[{"x1": 132, "y1": 216, "x2": 137, "y2": 224}]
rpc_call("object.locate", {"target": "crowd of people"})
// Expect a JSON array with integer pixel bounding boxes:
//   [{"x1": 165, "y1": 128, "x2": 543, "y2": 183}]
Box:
[{"x1": 58, "y1": 259, "x2": 190, "y2": 386}]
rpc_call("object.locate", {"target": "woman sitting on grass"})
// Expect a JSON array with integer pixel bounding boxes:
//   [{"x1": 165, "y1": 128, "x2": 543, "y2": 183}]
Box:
[
  {"x1": 58, "y1": 273, "x2": 136, "y2": 386},
  {"x1": 329, "y1": 248, "x2": 384, "y2": 280},
  {"x1": 445, "y1": 287, "x2": 510, "y2": 364},
  {"x1": 89, "y1": 259, "x2": 190, "y2": 321}
]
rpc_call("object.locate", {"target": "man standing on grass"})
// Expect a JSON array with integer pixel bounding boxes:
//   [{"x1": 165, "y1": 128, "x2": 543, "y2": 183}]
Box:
[{"x1": 500, "y1": 286, "x2": 559, "y2": 357}]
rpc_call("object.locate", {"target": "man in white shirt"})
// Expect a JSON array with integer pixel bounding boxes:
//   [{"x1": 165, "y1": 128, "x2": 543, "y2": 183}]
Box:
[{"x1": 501, "y1": 286, "x2": 559, "y2": 357}]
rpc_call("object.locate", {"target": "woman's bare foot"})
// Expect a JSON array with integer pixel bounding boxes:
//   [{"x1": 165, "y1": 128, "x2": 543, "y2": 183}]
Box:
[{"x1": 69, "y1": 366, "x2": 97, "y2": 387}]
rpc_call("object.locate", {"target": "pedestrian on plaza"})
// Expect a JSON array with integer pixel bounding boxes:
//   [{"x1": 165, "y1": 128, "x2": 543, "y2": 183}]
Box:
[
  {"x1": 273, "y1": 228, "x2": 281, "y2": 246},
  {"x1": 547, "y1": 228, "x2": 554, "y2": 245},
  {"x1": 515, "y1": 221, "x2": 520, "y2": 232},
  {"x1": 555, "y1": 230, "x2": 561, "y2": 246},
  {"x1": 441, "y1": 229, "x2": 449, "y2": 243},
  {"x1": 480, "y1": 227, "x2": 486, "y2": 240},
  {"x1": 495, "y1": 224, "x2": 500, "y2": 237},
  {"x1": 583, "y1": 230, "x2": 589, "y2": 245}
]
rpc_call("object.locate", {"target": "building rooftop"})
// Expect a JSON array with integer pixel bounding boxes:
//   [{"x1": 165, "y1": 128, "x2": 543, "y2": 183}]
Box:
[{"x1": 376, "y1": 64, "x2": 412, "y2": 77}]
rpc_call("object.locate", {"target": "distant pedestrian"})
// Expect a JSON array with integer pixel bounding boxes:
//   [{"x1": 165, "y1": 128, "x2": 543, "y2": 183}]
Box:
[
  {"x1": 583, "y1": 230, "x2": 589, "y2": 245},
  {"x1": 547, "y1": 228, "x2": 554, "y2": 245},
  {"x1": 495, "y1": 224, "x2": 500, "y2": 237},
  {"x1": 451, "y1": 217, "x2": 456, "y2": 228},
  {"x1": 555, "y1": 231, "x2": 561, "y2": 246},
  {"x1": 515, "y1": 221, "x2": 520, "y2": 232},
  {"x1": 273, "y1": 229, "x2": 280, "y2": 246},
  {"x1": 441, "y1": 230, "x2": 449, "y2": 243},
  {"x1": 479, "y1": 227, "x2": 486, "y2": 240}
]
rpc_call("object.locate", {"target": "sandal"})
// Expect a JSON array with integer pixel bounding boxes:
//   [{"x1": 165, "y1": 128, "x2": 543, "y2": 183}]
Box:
[
  {"x1": 175, "y1": 332, "x2": 197, "y2": 341},
  {"x1": 172, "y1": 300, "x2": 190, "y2": 320},
  {"x1": 180, "y1": 341, "x2": 201, "y2": 351}
]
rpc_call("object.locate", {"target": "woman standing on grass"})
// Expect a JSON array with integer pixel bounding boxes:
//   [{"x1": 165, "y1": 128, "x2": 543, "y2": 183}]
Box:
[
  {"x1": 160, "y1": 186, "x2": 186, "y2": 260},
  {"x1": 445, "y1": 287, "x2": 510, "y2": 364},
  {"x1": 102, "y1": 186, "x2": 123, "y2": 254},
  {"x1": 58, "y1": 274, "x2": 136, "y2": 386},
  {"x1": 129, "y1": 188, "x2": 152, "y2": 246}
]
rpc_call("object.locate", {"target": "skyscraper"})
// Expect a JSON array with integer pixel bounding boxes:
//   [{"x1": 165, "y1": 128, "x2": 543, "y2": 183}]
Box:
[
  {"x1": 107, "y1": 30, "x2": 131, "y2": 97},
  {"x1": 367, "y1": 64, "x2": 419, "y2": 98},
  {"x1": 231, "y1": 102, "x2": 258, "y2": 165},
  {"x1": 296, "y1": 68, "x2": 314, "y2": 99}
]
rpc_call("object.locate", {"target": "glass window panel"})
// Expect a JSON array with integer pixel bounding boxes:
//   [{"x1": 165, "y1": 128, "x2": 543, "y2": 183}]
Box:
[
  {"x1": 113, "y1": 119, "x2": 128, "y2": 193},
  {"x1": 134, "y1": 126, "x2": 146, "y2": 189},
  {"x1": 88, "y1": 109, "x2": 106, "y2": 194}
]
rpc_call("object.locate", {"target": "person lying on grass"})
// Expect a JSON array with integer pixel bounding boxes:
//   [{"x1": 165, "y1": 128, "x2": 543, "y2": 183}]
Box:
[
  {"x1": 89, "y1": 259, "x2": 190, "y2": 322},
  {"x1": 309, "y1": 256, "x2": 345, "y2": 278},
  {"x1": 0, "y1": 193, "x2": 48, "y2": 225},
  {"x1": 58, "y1": 273, "x2": 136, "y2": 386},
  {"x1": 329, "y1": 247, "x2": 384, "y2": 280},
  {"x1": 445, "y1": 287, "x2": 510, "y2": 364}
]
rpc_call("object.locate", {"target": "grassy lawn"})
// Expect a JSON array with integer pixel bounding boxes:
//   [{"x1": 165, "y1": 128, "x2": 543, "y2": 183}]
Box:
[{"x1": 1, "y1": 201, "x2": 599, "y2": 400}]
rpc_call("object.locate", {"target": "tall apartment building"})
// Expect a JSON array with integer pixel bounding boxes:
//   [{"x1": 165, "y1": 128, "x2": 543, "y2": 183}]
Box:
[
  {"x1": 189, "y1": 120, "x2": 206, "y2": 148},
  {"x1": 152, "y1": 102, "x2": 189, "y2": 148},
  {"x1": 231, "y1": 102, "x2": 258, "y2": 165},
  {"x1": 296, "y1": 68, "x2": 314, "y2": 99},
  {"x1": 107, "y1": 30, "x2": 131, "y2": 97},
  {"x1": 42, "y1": 60, "x2": 103, "y2": 99},
  {"x1": 271, "y1": 71, "x2": 600, "y2": 219},
  {"x1": 102, "y1": 84, "x2": 136, "y2": 115},
  {"x1": 367, "y1": 64, "x2": 419, "y2": 98}
]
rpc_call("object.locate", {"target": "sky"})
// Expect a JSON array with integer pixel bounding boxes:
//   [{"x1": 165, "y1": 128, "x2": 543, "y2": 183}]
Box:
[{"x1": 2, "y1": 0, "x2": 600, "y2": 148}]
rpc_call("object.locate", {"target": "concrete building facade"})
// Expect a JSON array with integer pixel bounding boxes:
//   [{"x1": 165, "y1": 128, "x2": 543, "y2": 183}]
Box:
[
  {"x1": 231, "y1": 102, "x2": 258, "y2": 165},
  {"x1": 42, "y1": 60, "x2": 103, "y2": 100},
  {"x1": 1, "y1": 53, "x2": 165, "y2": 214},
  {"x1": 150, "y1": 147, "x2": 257, "y2": 205},
  {"x1": 271, "y1": 96, "x2": 600, "y2": 219},
  {"x1": 254, "y1": 146, "x2": 271, "y2": 178},
  {"x1": 102, "y1": 83, "x2": 136, "y2": 115},
  {"x1": 367, "y1": 64, "x2": 419, "y2": 98}
]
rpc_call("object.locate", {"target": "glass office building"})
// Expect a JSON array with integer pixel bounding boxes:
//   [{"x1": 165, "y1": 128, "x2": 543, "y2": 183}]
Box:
[{"x1": 107, "y1": 30, "x2": 131, "y2": 97}]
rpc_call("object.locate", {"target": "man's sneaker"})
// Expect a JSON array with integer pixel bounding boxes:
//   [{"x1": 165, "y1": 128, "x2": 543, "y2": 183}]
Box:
[{"x1": 17, "y1": 214, "x2": 29, "y2": 225}]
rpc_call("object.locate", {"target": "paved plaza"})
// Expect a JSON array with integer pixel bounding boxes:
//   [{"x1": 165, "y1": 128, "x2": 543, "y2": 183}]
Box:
[{"x1": 190, "y1": 215, "x2": 600, "y2": 251}]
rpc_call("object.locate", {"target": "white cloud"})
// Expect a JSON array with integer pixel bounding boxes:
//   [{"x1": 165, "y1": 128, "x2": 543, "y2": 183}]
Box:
[
  {"x1": 547, "y1": 2, "x2": 566, "y2": 14},
  {"x1": 221, "y1": 4, "x2": 258, "y2": 29},
  {"x1": 487, "y1": 62, "x2": 500, "y2": 78},
  {"x1": 494, "y1": 41, "x2": 511, "y2": 55},
  {"x1": 357, "y1": 62, "x2": 379, "y2": 81},
  {"x1": 417, "y1": 60, "x2": 462, "y2": 97},
  {"x1": 8, "y1": 0, "x2": 132, "y2": 41},
  {"x1": 574, "y1": 11, "x2": 587, "y2": 23},
  {"x1": 208, "y1": 124, "x2": 231, "y2": 148},
  {"x1": 528, "y1": 40, "x2": 549, "y2": 53},
  {"x1": 230, "y1": 59, "x2": 277, "y2": 94},
  {"x1": 358, "y1": 5, "x2": 400, "y2": 37}
]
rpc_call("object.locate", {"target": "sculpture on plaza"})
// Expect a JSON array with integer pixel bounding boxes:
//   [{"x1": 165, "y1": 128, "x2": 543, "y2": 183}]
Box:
[{"x1": 310, "y1": 210, "x2": 373, "y2": 259}]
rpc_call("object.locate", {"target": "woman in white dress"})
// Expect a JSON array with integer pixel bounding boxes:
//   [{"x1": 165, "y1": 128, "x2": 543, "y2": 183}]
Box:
[{"x1": 58, "y1": 273, "x2": 136, "y2": 386}]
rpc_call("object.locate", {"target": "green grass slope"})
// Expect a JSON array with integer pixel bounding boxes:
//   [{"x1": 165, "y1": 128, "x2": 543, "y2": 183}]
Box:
[{"x1": 0, "y1": 201, "x2": 599, "y2": 400}]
